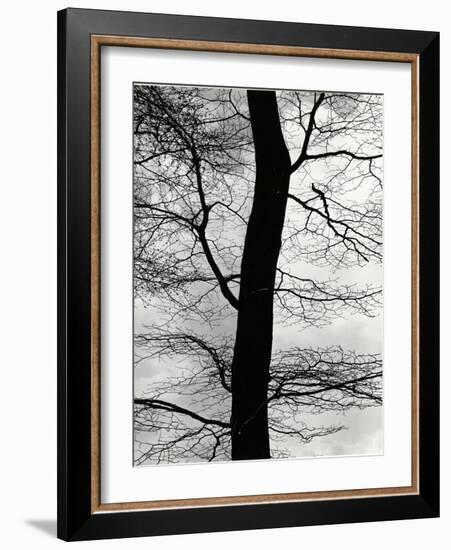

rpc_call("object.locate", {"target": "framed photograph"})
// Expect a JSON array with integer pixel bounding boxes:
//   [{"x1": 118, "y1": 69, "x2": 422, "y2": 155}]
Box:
[{"x1": 57, "y1": 8, "x2": 439, "y2": 541}]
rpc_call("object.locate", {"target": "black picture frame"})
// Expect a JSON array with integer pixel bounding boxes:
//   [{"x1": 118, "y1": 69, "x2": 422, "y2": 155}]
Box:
[{"x1": 57, "y1": 7, "x2": 439, "y2": 541}]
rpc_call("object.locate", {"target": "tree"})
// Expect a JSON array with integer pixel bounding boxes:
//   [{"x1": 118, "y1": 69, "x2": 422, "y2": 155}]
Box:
[{"x1": 133, "y1": 84, "x2": 383, "y2": 465}]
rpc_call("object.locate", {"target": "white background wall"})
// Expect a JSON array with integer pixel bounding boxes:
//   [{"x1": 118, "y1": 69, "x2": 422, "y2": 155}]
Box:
[{"x1": 0, "y1": 0, "x2": 448, "y2": 547}]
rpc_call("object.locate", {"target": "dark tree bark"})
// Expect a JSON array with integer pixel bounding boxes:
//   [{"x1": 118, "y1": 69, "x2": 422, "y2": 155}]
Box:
[{"x1": 230, "y1": 90, "x2": 291, "y2": 460}]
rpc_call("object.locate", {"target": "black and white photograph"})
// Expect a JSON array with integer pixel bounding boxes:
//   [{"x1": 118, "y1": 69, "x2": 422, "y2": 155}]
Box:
[{"x1": 133, "y1": 83, "x2": 384, "y2": 466}]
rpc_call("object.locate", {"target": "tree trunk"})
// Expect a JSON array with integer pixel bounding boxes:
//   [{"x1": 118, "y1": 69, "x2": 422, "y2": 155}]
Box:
[{"x1": 230, "y1": 90, "x2": 291, "y2": 460}]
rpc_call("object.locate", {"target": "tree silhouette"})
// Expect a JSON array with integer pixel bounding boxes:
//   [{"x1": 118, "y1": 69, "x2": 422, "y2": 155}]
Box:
[{"x1": 133, "y1": 84, "x2": 383, "y2": 465}]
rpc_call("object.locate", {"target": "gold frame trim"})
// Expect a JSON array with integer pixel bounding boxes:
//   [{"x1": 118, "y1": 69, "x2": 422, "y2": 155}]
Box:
[{"x1": 90, "y1": 35, "x2": 420, "y2": 514}]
